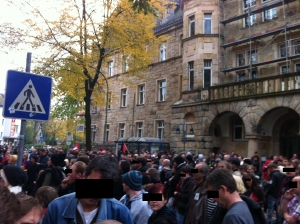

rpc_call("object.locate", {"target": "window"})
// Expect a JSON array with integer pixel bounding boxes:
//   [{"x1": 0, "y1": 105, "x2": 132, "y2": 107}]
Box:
[
  {"x1": 136, "y1": 122, "x2": 143, "y2": 137},
  {"x1": 188, "y1": 61, "x2": 194, "y2": 90},
  {"x1": 262, "y1": 8, "x2": 277, "y2": 21},
  {"x1": 91, "y1": 125, "x2": 96, "y2": 142},
  {"x1": 294, "y1": 39, "x2": 300, "y2": 55},
  {"x1": 122, "y1": 57, "x2": 128, "y2": 73},
  {"x1": 108, "y1": 61, "x2": 114, "y2": 76},
  {"x1": 158, "y1": 80, "x2": 166, "y2": 102},
  {"x1": 204, "y1": 13, "x2": 212, "y2": 34},
  {"x1": 237, "y1": 72, "x2": 246, "y2": 81},
  {"x1": 203, "y1": 60, "x2": 212, "y2": 88},
  {"x1": 121, "y1": 89, "x2": 127, "y2": 107},
  {"x1": 280, "y1": 65, "x2": 290, "y2": 74},
  {"x1": 250, "y1": 70, "x2": 257, "y2": 79},
  {"x1": 105, "y1": 124, "x2": 109, "y2": 142},
  {"x1": 296, "y1": 63, "x2": 300, "y2": 72},
  {"x1": 189, "y1": 15, "x2": 195, "y2": 37},
  {"x1": 233, "y1": 117, "x2": 245, "y2": 140},
  {"x1": 248, "y1": 50, "x2": 257, "y2": 64},
  {"x1": 138, "y1": 85, "x2": 145, "y2": 105},
  {"x1": 279, "y1": 42, "x2": 289, "y2": 58},
  {"x1": 244, "y1": 0, "x2": 256, "y2": 8},
  {"x1": 119, "y1": 123, "x2": 125, "y2": 138},
  {"x1": 237, "y1": 53, "x2": 246, "y2": 66},
  {"x1": 243, "y1": 13, "x2": 256, "y2": 27},
  {"x1": 160, "y1": 45, "x2": 166, "y2": 61},
  {"x1": 107, "y1": 92, "x2": 111, "y2": 109},
  {"x1": 157, "y1": 121, "x2": 164, "y2": 140}
]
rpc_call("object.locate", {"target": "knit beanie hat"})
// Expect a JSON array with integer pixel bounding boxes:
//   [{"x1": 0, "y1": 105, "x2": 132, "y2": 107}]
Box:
[
  {"x1": 122, "y1": 170, "x2": 142, "y2": 191},
  {"x1": 2, "y1": 166, "x2": 28, "y2": 186},
  {"x1": 51, "y1": 153, "x2": 66, "y2": 167}
]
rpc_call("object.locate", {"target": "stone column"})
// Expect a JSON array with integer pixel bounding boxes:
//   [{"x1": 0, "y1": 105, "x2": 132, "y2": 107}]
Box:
[
  {"x1": 245, "y1": 135, "x2": 261, "y2": 158},
  {"x1": 198, "y1": 135, "x2": 213, "y2": 156}
]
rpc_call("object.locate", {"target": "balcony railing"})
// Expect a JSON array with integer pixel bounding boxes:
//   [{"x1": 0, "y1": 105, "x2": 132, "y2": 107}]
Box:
[{"x1": 207, "y1": 71, "x2": 300, "y2": 102}]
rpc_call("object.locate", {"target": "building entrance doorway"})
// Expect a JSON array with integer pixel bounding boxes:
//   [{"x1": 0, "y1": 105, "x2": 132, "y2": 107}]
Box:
[{"x1": 280, "y1": 119, "x2": 300, "y2": 159}]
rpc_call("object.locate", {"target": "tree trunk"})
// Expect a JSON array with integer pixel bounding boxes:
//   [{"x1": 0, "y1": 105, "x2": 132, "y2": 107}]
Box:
[{"x1": 84, "y1": 80, "x2": 92, "y2": 151}]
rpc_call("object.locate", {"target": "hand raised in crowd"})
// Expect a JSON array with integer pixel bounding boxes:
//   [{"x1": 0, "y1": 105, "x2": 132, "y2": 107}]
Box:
[
  {"x1": 284, "y1": 189, "x2": 294, "y2": 201},
  {"x1": 60, "y1": 178, "x2": 69, "y2": 189}
]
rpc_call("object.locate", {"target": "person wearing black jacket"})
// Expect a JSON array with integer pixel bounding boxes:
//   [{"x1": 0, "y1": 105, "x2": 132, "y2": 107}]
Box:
[
  {"x1": 174, "y1": 165, "x2": 195, "y2": 224},
  {"x1": 266, "y1": 163, "x2": 285, "y2": 224},
  {"x1": 113, "y1": 160, "x2": 130, "y2": 200},
  {"x1": 22, "y1": 156, "x2": 39, "y2": 196},
  {"x1": 36, "y1": 148, "x2": 49, "y2": 172}
]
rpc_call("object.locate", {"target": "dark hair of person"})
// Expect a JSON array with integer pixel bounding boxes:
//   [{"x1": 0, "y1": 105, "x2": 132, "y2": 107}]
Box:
[
  {"x1": 285, "y1": 161, "x2": 297, "y2": 169},
  {"x1": 242, "y1": 173, "x2": 262, "y2": 194},
  {"x1": 180, "y1": 165, "x2": 192, "y2": 174},
  {"x1": 173, "y1": 156, "x2": 185, "y2": 166},
  {"x1": 31, "y1": 156, "x2": 38, "y2": 162},
  {"x1": 147, "y1": 168, "x2": 160, "y2": 183},
  {"x1": 85, "y1": 155, "x2": 119, "y2": 182},
  {"x1": 0, "y1": 185, "x2": 21, "y2": 224},
  {"x1": 151, "y1": 164, "x2": 158, "y2": 170},
  {"x1": 206, "y1": 169, "x2": 237, "y2": 193},
  {"x1": 130, "y1": 164, "x2": 138, "y2": 170},
  {"x1": 198, "y1": 162, "x2": 210, "y2": 177},
  {"x1": 35, "y1": 186, "x2": 58, "y2": 208},
  {"x1": 267, "y1": 163, "x2": 278, "y2": 169},
  {"x1": 137, "y1": 156, "x2": 146, "y2": 166},
  {"x1": 73, "y1": 161, "x2": 86, "y2": 174},
  {"x1": 77, "y1": 155, "x2": 90, "y2": 165},
  {"x1": 186, "y1": 155, "x2": 193, "y2": 162},
  {"x1": 147, "y1": 183, "x2": 168, "y2": 201},
  {"x1": 120, "y1": 160, "x2": 130, "y2": 174},
  {"x1": 218, "y1": 160, "x2": 232, "y2": 171},
  {"x1": 239, "y1": 164, "x2": 248, "y2": 172},
  {"x1": 16, "y1": 194, "x2": 42, "y2": 218}
]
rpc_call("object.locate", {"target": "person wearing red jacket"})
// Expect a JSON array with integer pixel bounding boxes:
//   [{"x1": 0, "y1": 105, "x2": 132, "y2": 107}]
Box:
[{"x1": 262, "y1": 156, "x2": 273, "y2": 181}]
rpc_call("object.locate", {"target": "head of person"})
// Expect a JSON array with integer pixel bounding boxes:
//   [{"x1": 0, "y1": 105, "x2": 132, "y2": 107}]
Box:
[
  {"x1": 290, "y1": 176, "x2": 300, "y2": 197},
  {"x1": 147, "y1": 183, "x2": 168, "y2": 213},
  {"x1": 162, "y1": 159, "x2": 170, "y2": 168},
  {"x1": 238, "y1": 164, "x2": 249, "y2": 176},
  {"x1": 146, "y1": 168, "x2": 160, "y2": 183},
  {"x1": 30, "y1": 156, "x2": 38, "y2": 164},
  {"x1": 151, "y1": 164, "x2": 158, "y2": 170},
  {"x1": 231, "y1": 158, "x2": 240, "y2": 170},
  {"x1": 206, "y1": 169, "x2": 238, "y2": 209},
  {"x1": 223, "y1": 154, "x2": 230, "y2": 161},
  {"x1": 0, "y1": 185, "x2": 22, "y2": 224},
  {"x1": 0, "y1": 166, "x2": 28, "y2": 190},
  {"x1": 179, "y1": 165, "x2": 192, "y2": 181},
  {"x1": 5, "y1": 149, "x2": 11, "y2": 158},
  {"x1": 242, "y1": 173, "x2": 259, "y2": 190},
  {"x1": 285, "y1": 161, "x2": 297, "y2": 178},
  {"x1": 68, "y1": 161, "x2": 86, "y2": 184},
  {"x1": 217, "y1": 161, "x2": 231, "y2": 171},
  {"x1": 8, "y1": 154, "x2": 18, "y2": 165},
  {"x1": 232, "y1": 174, "x2": 246, "y2": 194},
  {"x1": 76, "y1": 155, "x2": 90, "y2": 165},
  {"x1": 119, "y1": 160, "x2": 130, "y2": 174},
  {"x1": 122, "y1": 170, "x2": 143, "y2": 193},
  {"x1": 15, "y1": 194, "x2": 43, "y2": 224},
  {"x1": 247, "y1": 164, "x2": 255, "y2": 174},
  {"x1": 193, "y1": 162, "x2": 209, "y2": 182},
  {"x1": 146, "y1": 158, "x2": 152, "y2": 166},
  {"x1": 136, "y1": 156, "x2": 146, "y2": 169},
  {"x1": 173, "y1": 156, "x2": 185, "y2": 169},
  {"x1": 267, "y1": 163, "x2": 278, "y2": 175},
  {"x1": 35, "y1": 186, "x2": 58, "y2": 208},
  {"x1": 49, "y1": 153, "x2": 66, "y2": 167},
  {"x1": 39, "y1": 148, "x2": 47, "y2": 156}
]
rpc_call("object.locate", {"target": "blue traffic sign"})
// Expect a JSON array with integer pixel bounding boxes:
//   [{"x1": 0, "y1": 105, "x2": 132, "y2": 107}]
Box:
[
  {"x1": 3, "y1": 70, "x2": 52, "y2": 121},
  {"x1": 40, "y1": 136, "x2": 44, "y2": 141}
]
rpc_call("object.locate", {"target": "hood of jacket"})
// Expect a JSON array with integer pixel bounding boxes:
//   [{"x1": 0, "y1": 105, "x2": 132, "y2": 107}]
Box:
[{"x1": 149, "y1": 206, "x2": 177, "y2": 224}]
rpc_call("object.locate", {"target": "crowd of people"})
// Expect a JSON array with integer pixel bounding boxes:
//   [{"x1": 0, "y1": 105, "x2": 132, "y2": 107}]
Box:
[{"x1": 0, "y1": 145, "x2": 300, "y2": 224}]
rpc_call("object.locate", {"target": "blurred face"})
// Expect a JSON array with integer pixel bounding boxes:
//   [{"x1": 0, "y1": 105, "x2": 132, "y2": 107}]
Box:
[
  {"x1": 290, "y1": 177, "x2": 300, "y2": 196},
  {"x1": 247, "y1": 166, "x2": 255, "y2": 174},
  {"x1": 149, "y1": 192, "x2": 167, "y2": 213},
  {"x1": 5, "y1": 150, "x2": 11, "y2": 158},
  {"x1": 285, "y1": 165, "x2": 296, "y2": 177},
  {"x1": 181, "y1": 154, "x2": 186, "y2": 159},
  {"x1": 68, "y1": 164, "x2": 78, "y2": 183},
  {"x1": 15, "y1": 207, "x2": 42, "y2": 224},
  {"x1": 218, "y1": 163, "x2": 227, "y2": 169},
  {"x1": 207, "y1": 185, "x2": 227, "y2": 209},
  {"x1": 193, "y1": 165, "x2": 205, "y2": 181},
  {"x1": 244, "y1": 177, "x2": 253, "y2": 187},
  {"x1": 180, "y1": 172, "x2": 188, "y2": 181}
]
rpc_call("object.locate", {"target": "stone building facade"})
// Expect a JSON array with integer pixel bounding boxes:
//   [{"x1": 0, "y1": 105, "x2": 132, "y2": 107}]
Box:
[{"x1": 92, "y1": 0, "x2": 300, "y2": 159}]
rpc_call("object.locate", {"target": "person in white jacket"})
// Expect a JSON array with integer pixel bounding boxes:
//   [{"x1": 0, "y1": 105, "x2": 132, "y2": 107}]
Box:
[{"x1": 120, "y1": 170, "x2": 153, "y2": 224}]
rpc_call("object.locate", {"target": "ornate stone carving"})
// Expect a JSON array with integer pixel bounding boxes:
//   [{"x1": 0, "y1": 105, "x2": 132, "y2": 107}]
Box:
[{"x1": 201, "y1": 90, "x2": 209, "y2": 101}]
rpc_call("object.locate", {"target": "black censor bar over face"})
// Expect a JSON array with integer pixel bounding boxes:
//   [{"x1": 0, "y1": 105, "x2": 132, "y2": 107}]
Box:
[
  {"x1": 142, "y1": 193, "x2": 163, "y2": 201},
  {"x1": 75, "y1": 179, "x2": 113, "y2": 198},
  {"x1": 64, "y1": 169, "x2": 72, "y2": 174},
  {"x1": 207, "y1": 191, "x2": 219, "y2": 198},
  {"x1": 191, "y1": 169, "x2": 199, "y2": 173},
  {"x1": 283, "y1": 168, "x2": 296, "y2": 172},
  {"x1": 289, "y1": 181, "x2": 298, "y2": 188}
]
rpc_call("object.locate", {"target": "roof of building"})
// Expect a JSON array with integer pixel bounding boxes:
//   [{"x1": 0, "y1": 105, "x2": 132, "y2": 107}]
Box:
[{"x1": 154, "y1": 5, "x2": 183, "y2": 34}]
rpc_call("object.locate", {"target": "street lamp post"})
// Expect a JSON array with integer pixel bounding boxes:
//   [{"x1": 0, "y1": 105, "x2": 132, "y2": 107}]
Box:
[{"x1": 175, "y1": 124, "x2": 194, "y2": 152}]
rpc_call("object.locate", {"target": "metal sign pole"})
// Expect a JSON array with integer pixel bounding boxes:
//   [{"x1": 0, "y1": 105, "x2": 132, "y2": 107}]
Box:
[{"x1": 17, "y1": 52, "x2": 31, "y2": 167}]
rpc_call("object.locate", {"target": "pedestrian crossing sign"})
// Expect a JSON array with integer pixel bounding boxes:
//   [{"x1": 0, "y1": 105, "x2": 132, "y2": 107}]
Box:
[{"x1": 3, "y1": 70, "x2": 52, "y2": 121}]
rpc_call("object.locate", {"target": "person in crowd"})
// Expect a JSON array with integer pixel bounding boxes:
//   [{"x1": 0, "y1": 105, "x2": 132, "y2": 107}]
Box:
[
  {"x1": 281, "y1": 176, "x2": 300, "y2": 223},
  {"x1": 15, "y1": 194, "x2": 43, "y2": 224},
  {"x1": 232, "y1": 174, "x2": 246, "y2": 195},
  {"x1": 35, "y1": 186, "x2": 58, "y2": 222},
  {"x1": 0, "y1": 185, "x2": 22, "y2": 224},
  {"x1": 185, "y1": 162, "x2": 210, "y2": 224},
  {"x1": 77, "y1": 155, "x2": 90, "y2": 165},
  {"x1": 147, "y1": 183, "x2": 177, "y2": 224},
  {"x1": 34, "y1": 153, "x2": 66, "y2": 193},
  {"x1": 137, "y1": 156, "x2": 151, "y2": 173},
  {"x1": 0, "y1": 165, "x2": 28, "y2": 194},
  {"x1": 37, "y1": 148, "x2": 49, "y2": 172},
  {"x1": 251, "y1": 154, "x2": 260, "y2": 172},
  {"x1": 114, "y1": 159, "x2": 130, "y2": 200},
  {"x1": 277, "y1": 161, "x2": 297, "y2": 223},
  {"x1": 247, "y1": 164, "x2": 261, "y2": 184},
  {"x1": 217, "y1": 160, "x2": 231, "y2": 171},
  {"x1": 23, "y1": 155, "x2": 39, "y2": 195},
  {"x1": 0, "y1": 149, "x2": 11, "y2": 167},
  {"x1": 43, "y1": 155, "x2": 134, "y2": 223},
  {"x1": 266, "y1": 163, "x2": 285, "y2": 224},
  {"x1": 174, "y1": 165, "x2": 196, "y2": 224},
  {"x1": 120, "y1": 170, "x2": 152, "y2": 223},
  {"x1": 185, "y1": 155, "x2": 195, "y2": 168},
  {"x1": 29, "y1": 148, "x2": 39, "y2": 160},
  {"x1": 160, "y1": 159, "x2": 172, "y2": 183},
  {"x1": 243, "y1": 173, "x2": 265, "y2": 207},
  {"x1": 58, "y1": 161, "x2": 86, "y2": 197},
  {"x1": 166, "y1": 156, "x2": 186, "y2": 205},
  {"x1": 8, "y1": 154, "x2": 18, "y2": 165},
  {"x1": 290, "y1": 153, "x2": 298, "y2": 162},
  {"x1": 262, "y1": 156, "x2": 273, "y2": 181},
  {"x1": 152, "y1": 164, "x2": 159, "y2": 170},
  {"x1": 231, "y1": 158, "x2": 242, "y2": 177},
  {"x1": 207, "y1": 169, "x2": 254, "y2": 224},
  {"x1": 144, "y1": 168, "x2": 161, "y2": 189},
  {"x1": 238, "y1": 164, "x2": 249, "y2": 177},
  {"x1": 223, "y1": 154, "x2": 230, "y2": 162}
]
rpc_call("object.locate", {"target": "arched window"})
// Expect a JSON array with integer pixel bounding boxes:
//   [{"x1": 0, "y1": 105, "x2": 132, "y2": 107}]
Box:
[{"x1": 160, "y1": 44, "x2": 166, "y2": 61}]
